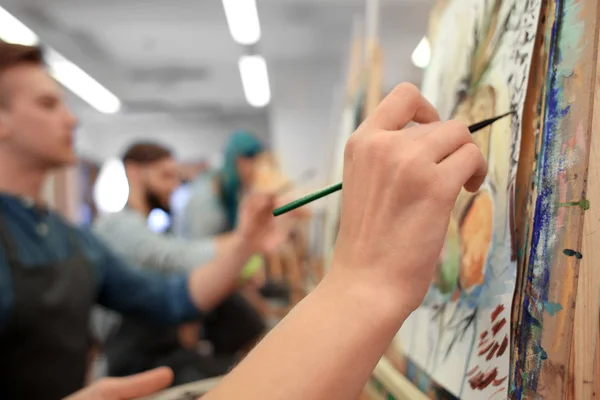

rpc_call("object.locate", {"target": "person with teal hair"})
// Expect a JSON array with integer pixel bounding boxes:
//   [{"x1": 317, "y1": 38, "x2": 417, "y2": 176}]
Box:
[
  {"x1": 219, "y1": 130, "x2": 265, "y2": 229},
  {"x1": 174, "y1": 131, "x2": 265, "y2": 240},
  {"x1": 173, "y1": 131, "x2": 287, "y2": 293}
]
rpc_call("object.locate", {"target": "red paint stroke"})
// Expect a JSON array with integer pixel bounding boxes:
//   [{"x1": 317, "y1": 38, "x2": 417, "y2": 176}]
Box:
[
  {"x1": 469, "y1": 372, "x2": 483, "y2": 390},
  {"x1": 497, "y1": 335, "x2": 509, "y2": 357},
  {"x1": 478, "y1": 341, "x2": 495, "y2": 356},
  {"x1": 467, "y1": 366, "x2": 479, "y2": 377},
  {"x1": 492, "y1": 318, "x2": 507, "y2": 336},
  {"x1": 491, "y1": 304, "x2": 504, "y2": 322},
  {"x1": 486, "y1": 343, "x2": 501, "y2": 361},
  {"x1": 489, "y1": 387, "x2": 505, "y2": 399},
  {"x1": 493, "y1": 375, "x2": 508, "y2": 386},
  {"x1": 479, "y1": 339, "x2": 490, "y2": 348},
  {"x1": 469, "y1": 368, "x2": 498, "y2": 390},
  {"x1": 480, "y1": 331, "x2": 489, "y2": 340}
]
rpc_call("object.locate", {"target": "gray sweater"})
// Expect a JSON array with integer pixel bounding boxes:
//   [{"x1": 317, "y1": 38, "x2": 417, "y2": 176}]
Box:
[
  {"x1": 90, "y1": 206, "x2": 216, "y2": 356},
  {"x1": 94, "y1": 207, "x2": 216, "y2": 273}
]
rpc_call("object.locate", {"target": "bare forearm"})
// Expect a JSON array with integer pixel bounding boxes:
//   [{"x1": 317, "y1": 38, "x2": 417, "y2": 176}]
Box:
[
  {"x1": 203, "y1": 267, "x2": 412, "y2": 400},
  {"x1": 213, "y1": 232, "x2": 238, "y2": 255},
  {"x1": 188, "y1": 233, "x2": 253, "y2": 310}
]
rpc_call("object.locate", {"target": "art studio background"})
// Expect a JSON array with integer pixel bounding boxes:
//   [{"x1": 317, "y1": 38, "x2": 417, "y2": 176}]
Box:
[
  {"x1": 0, "y1": 0, "x2": 433, "y2": 227},
  {"x1": 2, "y1": 0, "x2": 599, "y2": 399}
]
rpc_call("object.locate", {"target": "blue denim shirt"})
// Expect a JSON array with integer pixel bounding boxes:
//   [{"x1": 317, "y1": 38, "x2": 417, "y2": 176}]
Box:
[{"x1": 0, "y1": 193, "x2": 201, "y2": 333}]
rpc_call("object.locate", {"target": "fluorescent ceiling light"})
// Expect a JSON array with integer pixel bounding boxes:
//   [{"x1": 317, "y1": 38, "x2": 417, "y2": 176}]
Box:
[
  {"x1": 222, "y1": 0, "x2": 261, "y2": 45},
  {"x1": 0, "y1": 7, "x2": 39, "y2": 45},
  {"x1": 411, "y1": 36, "x2": 431, "y2": 69},
  {"x1": 238, "y1": 55, "x2": 270, "y2": 108},
  {"x1": 47, "y1": 50, "x2": 121, "y2": 114},
  {"x1": 0, "y1": 7, "x2": 120, "y2": 114}
]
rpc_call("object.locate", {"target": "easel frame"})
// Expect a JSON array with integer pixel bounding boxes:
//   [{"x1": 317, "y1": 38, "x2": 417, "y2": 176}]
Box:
[{"x1": 512, "y1": 0, "x2": 600, "y2": 398}]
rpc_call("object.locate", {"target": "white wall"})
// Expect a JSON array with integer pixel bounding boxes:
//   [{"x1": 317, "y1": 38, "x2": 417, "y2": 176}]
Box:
[
  {"x1": 269, "y1": 59, "x2": 345, "y2": 188},
  {"x1": 74, "y1": 109, "x2": 271, "y2": 163},
  {"x1": 267, "y1": 6, "x2": 429, "y2": 189}
]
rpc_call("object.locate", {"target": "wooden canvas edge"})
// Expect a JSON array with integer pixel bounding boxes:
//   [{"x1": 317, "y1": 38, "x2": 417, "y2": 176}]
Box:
[
  {"x1": 512, "y1": 0, "x2": 600, "y2": 397},
  {"x1": 372, "y1": 357, "x2": 429, "y2": 400},
  {"x1": 362, "y1": 380, "x2": 386, "y2": 400},
  {"x1": 510, "y1": 0, "x2": 553, "y2": 394}
]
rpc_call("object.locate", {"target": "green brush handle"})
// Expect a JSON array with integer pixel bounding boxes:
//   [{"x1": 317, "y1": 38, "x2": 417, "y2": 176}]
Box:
[
  {"x1": 273, "y1": 182, "x2": 342, "y2": 216},
  {"x1": 272, "y1": 111, "x2": 514, "y2": 217}
]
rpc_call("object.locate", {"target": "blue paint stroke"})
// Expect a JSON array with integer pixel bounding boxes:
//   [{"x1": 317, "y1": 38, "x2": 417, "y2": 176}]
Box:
[
  {"x1": 511, "y1": 0, "x2": 586, "y2": 397},
  {"x1": 405, "y1": 359, "x2": 459, "y2": 400},
  {"x1": 534, "y1": 344, "x2": 549, "y2": 360},
  {"x1": 543, "y1": 301, "x2": 563, "y2": 316},
  {"x1": 512, "y1": 0, "x2": 567, "y2": 397}
]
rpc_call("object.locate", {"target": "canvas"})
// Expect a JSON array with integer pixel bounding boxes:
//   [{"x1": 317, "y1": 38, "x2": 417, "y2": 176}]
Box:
[{"x1": 392, "y1": 0, "x2": 542, "y2": 398}]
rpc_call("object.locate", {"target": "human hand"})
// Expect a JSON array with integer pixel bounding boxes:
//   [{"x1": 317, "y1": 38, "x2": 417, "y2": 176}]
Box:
[
  {"x1": 332, "y1": 83, "x2": 487, "y2": 314},
  {"x1": 63, "y1": 367, "x2": 173, "y2": 400},
  {"x1": 237, "y1": 192, "x2": 286, "y2": 254},
  {"x1": 243, "y1": 265, "x2": 267, "y2": 289},
  {"x1": 178, "y1": 322, "x2": 202, "y2": 350},
  {"x1": 239, "y1": 254, "x2": 266, "y2": 288}
]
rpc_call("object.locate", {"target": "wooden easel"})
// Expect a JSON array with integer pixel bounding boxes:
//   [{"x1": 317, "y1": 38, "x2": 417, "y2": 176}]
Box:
[
  {"x1": 512, "y1": 0, "x2": 600, "y2": 397},
  {"x1": 576, "y1": 35, "x2": 600, "y2": 398}
]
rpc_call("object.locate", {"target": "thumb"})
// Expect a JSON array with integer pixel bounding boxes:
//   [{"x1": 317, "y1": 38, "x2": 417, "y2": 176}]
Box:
[{"x1": 104, "y1": 367, "x2": 174, "y2": 399}]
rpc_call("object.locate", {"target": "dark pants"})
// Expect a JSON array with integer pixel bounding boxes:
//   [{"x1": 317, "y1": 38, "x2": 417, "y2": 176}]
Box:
[
  {"x1": 146, "y1": 350, "x2": 235, "y2": 386},
  {"x1": 106, "y1": 293, "x2": 265, "y2": 385},
  {"x1": 202, "y1": 293, "x2": 265, "y2": 355}
]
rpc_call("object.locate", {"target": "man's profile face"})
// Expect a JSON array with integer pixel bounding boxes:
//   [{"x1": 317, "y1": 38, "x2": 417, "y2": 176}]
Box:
[
  {"x1": 141, "y1": 157, "x2": 181, "y2": 212},
  {"x1": 0, "y1": 64, "x2": 78, "y2": 168}
]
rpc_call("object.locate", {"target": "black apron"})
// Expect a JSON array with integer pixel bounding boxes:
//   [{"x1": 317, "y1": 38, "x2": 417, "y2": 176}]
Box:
[
  {"x1": 105, "y1": 292, "x2": 265, "y2": 385},
  {"x1": 0, "y1": 209, "x2": 96, "y2": 399}
]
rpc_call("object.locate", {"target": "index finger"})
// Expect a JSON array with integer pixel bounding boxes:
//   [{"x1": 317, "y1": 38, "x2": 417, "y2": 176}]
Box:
[
  {"x1": 362, "y1": 83, "x2": 440, "y2": 132},
  {"x1": 440, "y1": 142, "x2": 488, "y2": 193}
]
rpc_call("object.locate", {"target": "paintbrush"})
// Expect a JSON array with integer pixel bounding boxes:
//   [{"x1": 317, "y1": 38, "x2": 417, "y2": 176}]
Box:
[{"x1": 272, "y1": 111, "x2": 514, "y2": 217}]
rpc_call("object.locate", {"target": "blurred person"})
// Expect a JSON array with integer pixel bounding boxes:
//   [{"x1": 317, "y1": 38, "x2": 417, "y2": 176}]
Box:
[
  {"x1": 93, "y1": 142, "x2": 280, "y2": 384},
  {"x1": 173, "y1": 131, "x2": 293, "y2": 300},
  {"x1": 69, "y1": 84, "x2": 487, "y2": 399},
  {"x1": 0, "y1": 40, "x2": 276, "y2": 399},
  {"x1": 173, "y1": 131, "x2": 265, "y2": 239}
]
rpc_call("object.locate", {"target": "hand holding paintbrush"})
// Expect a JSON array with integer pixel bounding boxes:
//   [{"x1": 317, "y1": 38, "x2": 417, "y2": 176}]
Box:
[
  {"x1": 273, "y1": 111, "x2": 513, "y2": 216},
  {"x1": 201, "y1": 84, "x2": 490, "y2": 400}
]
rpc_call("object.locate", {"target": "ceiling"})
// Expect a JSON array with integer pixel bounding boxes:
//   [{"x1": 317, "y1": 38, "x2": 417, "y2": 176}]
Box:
[
  {"x1": 0, "y1": 0, "x2": 435, "y2": 162},
  {"x1": 1, "y1": 0, "x2": 432, "y2": 112}
]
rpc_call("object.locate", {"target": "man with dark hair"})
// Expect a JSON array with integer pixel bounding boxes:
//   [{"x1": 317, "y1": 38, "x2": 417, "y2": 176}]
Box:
[
  {"x1": 0, "y1": 40, "x2": 276, "y2": 399},
  {"x1": 0, "y1": 42, "x2": 43, "y2": 105},
  {"x1": 93, "y1": 140, "x2": 275, "y2": 384}
]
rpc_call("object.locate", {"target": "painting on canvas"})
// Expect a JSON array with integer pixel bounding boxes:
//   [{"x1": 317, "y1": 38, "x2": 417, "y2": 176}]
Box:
[{"x1": 385, "y1": 0, "x2": 542, "y2": 398}]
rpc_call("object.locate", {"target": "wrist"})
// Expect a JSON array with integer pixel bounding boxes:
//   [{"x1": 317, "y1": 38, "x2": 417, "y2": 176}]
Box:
[
  {"x1": 230, "y1": 230, "x2": 256, "y2": 258},
  {"x1": 321, "y1": 263, "x2": 413, "y2": 330}
]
